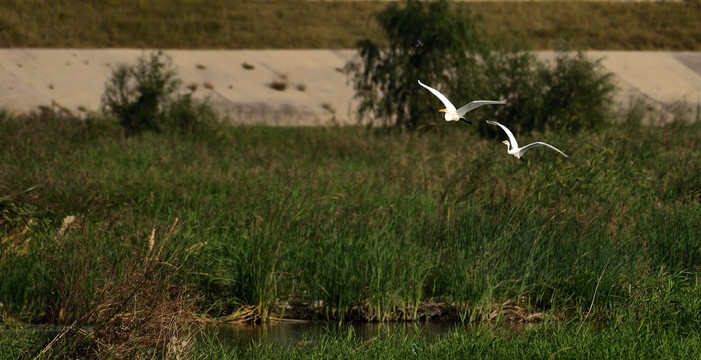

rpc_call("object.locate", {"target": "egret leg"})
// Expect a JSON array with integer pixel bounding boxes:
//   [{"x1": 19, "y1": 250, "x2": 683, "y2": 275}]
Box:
[{"x1": 460, "y1": 118, "x2": 472, "y2": 125}]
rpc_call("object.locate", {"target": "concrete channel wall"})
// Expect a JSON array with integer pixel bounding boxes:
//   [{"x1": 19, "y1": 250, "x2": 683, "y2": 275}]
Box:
[{"x1": 1, "y1": 49, "x2": 700, "y2": 125}]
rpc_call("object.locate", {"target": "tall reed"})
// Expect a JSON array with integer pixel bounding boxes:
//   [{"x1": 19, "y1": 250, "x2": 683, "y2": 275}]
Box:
[{"x1": 1, "y1": 109, "x2": 699, "y2": 325}]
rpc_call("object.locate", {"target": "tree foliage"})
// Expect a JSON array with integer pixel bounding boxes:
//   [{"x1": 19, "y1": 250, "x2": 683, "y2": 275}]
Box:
[
  {"x1": 346, "y1": 0, "x2": 488, "y2": 130},
  {"x1": 347, "y1": 0, "x2": 615, "y2": 134}
]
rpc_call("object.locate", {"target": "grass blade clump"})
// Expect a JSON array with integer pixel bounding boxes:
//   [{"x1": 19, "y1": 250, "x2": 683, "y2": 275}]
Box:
[{"x1": 15, "y1": 218, "x2": 205, "y2": 359}]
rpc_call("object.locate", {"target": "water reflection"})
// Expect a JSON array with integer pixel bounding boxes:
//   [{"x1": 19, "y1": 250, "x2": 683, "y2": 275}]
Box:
[{"x1": 211, "y1": 321, "x2": 531, "y2": 349}]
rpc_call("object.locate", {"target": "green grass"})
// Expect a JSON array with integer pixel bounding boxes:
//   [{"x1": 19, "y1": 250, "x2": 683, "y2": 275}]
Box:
[
  {"x1": 5, "y1": 321, "x2": 701, "y2": 359},
  {"x1": 0, "y1": 0, "x2": 700, "y2": 50},
  {"x1": 6, "y1": 319, "x2": 701, "y2": 359},
  {"x1": 1, "y1": 107, "x2": 700, "y2": 356},
  {"x1": 191, "y1": 319, "x2": 701, "y2": 359},
  {"x1": 1, "y1": 108, "x2": 699, "y2": 325}
]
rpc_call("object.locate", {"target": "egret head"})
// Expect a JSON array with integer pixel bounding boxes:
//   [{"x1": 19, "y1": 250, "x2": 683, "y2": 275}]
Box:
[{"x1": 501, "y1": 140, "x2": 510, "y2": 147}]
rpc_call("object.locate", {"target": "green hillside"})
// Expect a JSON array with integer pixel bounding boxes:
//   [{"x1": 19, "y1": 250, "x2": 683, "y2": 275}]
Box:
[{"x1": 1, "y1": 0, "x2": 700, "y2": 50}]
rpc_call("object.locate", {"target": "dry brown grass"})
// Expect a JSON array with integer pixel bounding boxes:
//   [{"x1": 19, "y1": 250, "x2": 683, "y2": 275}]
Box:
[{"x1": 27, "y1": 218, "x2": 204, "y2": 359}]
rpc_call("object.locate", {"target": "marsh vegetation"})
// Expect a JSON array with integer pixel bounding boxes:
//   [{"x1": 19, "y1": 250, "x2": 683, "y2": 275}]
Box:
[
  {"x1": 1, "y1": 0, "x2": 700, "y2": 357},
  {"x1": 1, "y1": 98, "x2": 700, "y2": 356}
]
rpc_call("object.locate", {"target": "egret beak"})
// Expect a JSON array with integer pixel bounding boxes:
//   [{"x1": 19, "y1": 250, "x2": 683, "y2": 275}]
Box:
[
  {"x1": 501, "y1": 141, "x2": 508, "y2": 144},
  {"x1": 438, "y1": 109, "x2": 447, "y2": 113}
]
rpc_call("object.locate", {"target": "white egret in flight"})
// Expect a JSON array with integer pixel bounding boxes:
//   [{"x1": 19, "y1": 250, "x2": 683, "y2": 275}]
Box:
[
  {"x1": 486, "y1": 120, "x2": 568, "y2": 162},
  {"x1": 418, "y1": 80, "x2": 507, "y2": 124}
]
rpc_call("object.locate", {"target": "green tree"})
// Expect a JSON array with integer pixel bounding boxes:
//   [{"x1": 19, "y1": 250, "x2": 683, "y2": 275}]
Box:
[
  {"x1": 346, "y1": 0, "x2": 492, "y2": 130},
  {"x1": 347, "y1": 0, "x2": 616, "y2": 134}
]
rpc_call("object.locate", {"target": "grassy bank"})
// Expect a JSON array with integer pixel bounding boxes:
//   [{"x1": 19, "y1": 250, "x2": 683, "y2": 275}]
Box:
[
  {"x1": 7, "y1": 320, "x2": 701, "y2": 359},
  {"x1": 0, "y1": 1, "x2": 700, "y2": 50},
  {"x1": 1, "y1": 105, "x2": 700, "y2": 356},
  {"x1": 1, "y1": 107, "x2": 699, "y2": 325},
  {"x1": 5, "y1": 320, "x2": 701, "y2": 359}
]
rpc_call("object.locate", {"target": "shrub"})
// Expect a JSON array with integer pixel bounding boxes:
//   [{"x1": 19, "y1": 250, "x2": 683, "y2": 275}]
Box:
[
  {"x1": 540, "y1": 51, "x2": 615, "y2": 132},
  {"x1": 479, "y1": 50, "x2": 547, "y2": 135},
  {"x1": 164, "y1": 94, "x2": 219, "y2": 135},
  {"x1": 101, "y1": 50, "x2": 181, "y2": 135},
  {"x1": 478, "y1": 50, "x2": 615, "y2": 136},
  {"x1": 102, "y1": 50, "x2": 220, "y2": 136}
]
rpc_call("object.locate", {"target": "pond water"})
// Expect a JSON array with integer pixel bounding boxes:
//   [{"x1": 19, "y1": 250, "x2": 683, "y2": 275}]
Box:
[
  {"x1": 1, "y1": 321, "x2": 534, "y2": 351},
  {"x1": 210, "y1": 320, "x2": 532, "y2": 349}
]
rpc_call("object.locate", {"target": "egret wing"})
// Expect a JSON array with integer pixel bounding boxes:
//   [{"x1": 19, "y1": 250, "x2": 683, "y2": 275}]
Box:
[
  {"x1": 486, "y1": 120, "x2": 519, "y2": 149},
  {"x1": 418, "y1": 80, "x2": 457, "y2": 112},
  {"x1": 520, "y1": 142, "x2": 569, "y2": 157},
  {"x1": 456, "y1": 100, "x2": 507, "y2": 117}
]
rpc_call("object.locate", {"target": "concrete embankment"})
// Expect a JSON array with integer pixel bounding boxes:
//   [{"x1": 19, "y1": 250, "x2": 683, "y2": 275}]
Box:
[{"x1": 1, "y1": 49, "x2": 699, "y2": 125}]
